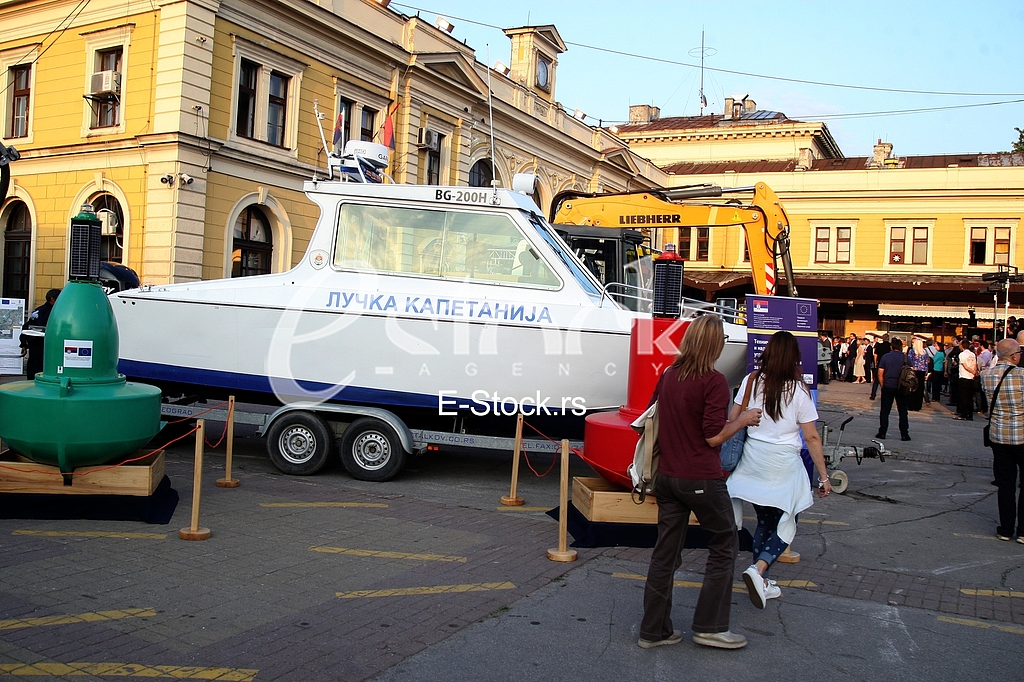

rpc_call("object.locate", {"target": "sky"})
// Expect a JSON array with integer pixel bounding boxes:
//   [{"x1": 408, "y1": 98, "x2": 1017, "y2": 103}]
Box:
[{"x1": 389, "y1": 0, "x2": 1024, "y2": 158}]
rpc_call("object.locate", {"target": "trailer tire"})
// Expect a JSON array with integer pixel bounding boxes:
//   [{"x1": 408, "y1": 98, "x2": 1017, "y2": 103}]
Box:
[
  {"x1": 340, "y1": 417, "x2": 406, "y2": 482},
  {"x1": 266, "y1": 412, "x2": 334, "y2": 475}
]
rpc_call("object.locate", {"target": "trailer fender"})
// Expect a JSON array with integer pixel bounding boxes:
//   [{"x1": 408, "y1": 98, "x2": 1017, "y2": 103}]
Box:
[{"x1": 260, "y1": 403, "x2": 418, "y2": 454}]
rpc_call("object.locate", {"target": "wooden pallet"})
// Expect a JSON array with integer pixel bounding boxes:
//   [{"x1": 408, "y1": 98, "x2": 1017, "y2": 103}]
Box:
[{"x1": 0, "y1": 450, "x2": 164, "y2": 496}]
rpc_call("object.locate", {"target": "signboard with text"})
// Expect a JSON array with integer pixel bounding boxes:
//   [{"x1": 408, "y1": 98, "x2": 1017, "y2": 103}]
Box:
[{"x1": 744, "y1": 295, "x2": 819, "y2": 391}]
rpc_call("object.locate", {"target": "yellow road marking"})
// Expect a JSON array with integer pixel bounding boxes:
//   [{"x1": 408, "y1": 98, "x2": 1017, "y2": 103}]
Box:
[
  {"x1": 953, "y1": 533, "x2": 1004, "y2": 541},
  {"x1": 938, "y1": 616, "x2": 1024, "y2": 636},
  {"x1": 12, "y1": 530, "x2": 167, "y2": 539},
  {"x1": 959, "y1": 588, "x2": 1024, "y2": 598},
  {"x1": 310, "y1": 545, "x2": 467, "y2": 563},
  {"x1": 337, "y1": 582, "x2": 515, "y2": 598},
  {"x1": 260, "y1": 502, "x2": 388, "y2": 508},
  {"x1": 0, "y1": 663, "x2": 258, "y2": 679},
  {"x1": 611, "y1": 572, "x2": 816, "y2": 590},
  {"x1": 742, "y1": 516, "x2": 848, "y2": 526},
  {"x1": 0, "y1": 609, "x2": 156, "y2": 632},
  {"x1": 495, "y1": 506, "x2": 552, "y2": 512}
]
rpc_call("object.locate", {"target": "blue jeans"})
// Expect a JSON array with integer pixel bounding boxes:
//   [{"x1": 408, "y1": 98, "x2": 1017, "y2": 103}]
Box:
[{"x1": 751, "y1": 504, "x2": 789, "y2": 577}]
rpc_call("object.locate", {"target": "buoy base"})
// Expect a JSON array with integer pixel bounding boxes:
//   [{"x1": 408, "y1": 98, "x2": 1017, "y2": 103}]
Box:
[
  {"x1": 216, "y1": 478, "x2": 240, "y2": 488},
  {"x1": 179, "y1": 527, "x2": 211, "y2": 541},
  {"x1": 777, "y1": 549, "x2": 800, "y2": 563},
  {"x1": 500, "y1": 495, "x2": 524, "y2": 506},
  {"x1": 546, "y1": 548, "x2": 578, "y2": 562}
]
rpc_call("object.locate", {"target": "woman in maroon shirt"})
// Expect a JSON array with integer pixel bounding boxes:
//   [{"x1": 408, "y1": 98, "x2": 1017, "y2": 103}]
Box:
[{"x1": 638, "y1": 315, "x2": 762, "y2": 651}]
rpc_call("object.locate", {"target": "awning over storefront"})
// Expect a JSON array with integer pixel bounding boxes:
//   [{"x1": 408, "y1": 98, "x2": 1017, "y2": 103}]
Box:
[{"x1": 878, "y1": 304, "x2": 1024, "y2": 321}]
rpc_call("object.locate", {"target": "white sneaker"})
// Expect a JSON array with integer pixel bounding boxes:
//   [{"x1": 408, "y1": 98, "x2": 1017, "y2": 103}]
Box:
[
  {"x1": 742, "y1": 565, "x2": 766, "y2": 609},
  {"x1": 764, "y1": 579, "x2": 781, "y2": 600}
]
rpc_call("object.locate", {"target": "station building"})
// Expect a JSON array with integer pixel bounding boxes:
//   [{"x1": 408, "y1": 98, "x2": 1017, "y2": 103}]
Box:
[
  {"x1": 613, "y1": 98, "x2": 1024, "y2": 340},
  {"x1": 0, "y1": 0, "x2": 664, "y2": 309}
]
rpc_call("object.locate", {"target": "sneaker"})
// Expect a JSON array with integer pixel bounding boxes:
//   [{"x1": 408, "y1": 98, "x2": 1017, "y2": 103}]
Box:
[
  {"x1": 996, "y1": 533, "x2": 1011, "y2": 541},
  {"x1": 742, "y1": 565, "x2": 766, "y2": 609},
  {"x1": 693, "y1": 631, "x2": 748, "y2": 649},
  {"x1": 638, "y1": 629, "x2": 683, "y2": 649},
  {"x1": 952, "y1": 416, "x2": 967, "y2": 421},
  {"x1": 901, "y1": 434, "x2": 911, "y2": 441},
  {"x1": 875, "y1": 432, "x2": 886, "y2": 439},
  {"x1": 1017, "y1": 537, "x2": 1024, "y2": 545},
  {"x1": 764, "y1": 579, "x2": 782, "y2": 600}
]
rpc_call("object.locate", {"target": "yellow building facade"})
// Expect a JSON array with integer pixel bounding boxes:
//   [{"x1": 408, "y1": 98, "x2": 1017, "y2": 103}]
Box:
[
  {"x1": 613, "y1": 100, "x2": 1024, "y2": 338},
  {"x1": 0, "y1": 0, "x2": 665, "y2": 309}
]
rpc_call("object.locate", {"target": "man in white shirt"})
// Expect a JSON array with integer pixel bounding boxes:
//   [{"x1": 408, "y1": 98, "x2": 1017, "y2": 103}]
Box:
[{"x1": 955, "y1": 339, "x2": 978, "y2": 421}]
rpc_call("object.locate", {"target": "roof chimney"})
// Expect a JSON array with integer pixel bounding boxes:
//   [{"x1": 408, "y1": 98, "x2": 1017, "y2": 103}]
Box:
[
  {"x1": 629, "y1": 104, "x2": 660, "y2": 124},
  {"x1": 870, "y1": 139, "x2": 894, "y2": 169},
  {"x1": 724, "y1": 97, "x2": 734, "y2": 118},
  {"x1": 742, "y1": 97, "x2": 756, "y2": 113}
]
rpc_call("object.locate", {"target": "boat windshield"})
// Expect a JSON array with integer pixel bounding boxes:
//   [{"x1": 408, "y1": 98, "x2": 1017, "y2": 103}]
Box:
[{"x1": 527, "y1": 214, "x2": 604, "y2": 298}]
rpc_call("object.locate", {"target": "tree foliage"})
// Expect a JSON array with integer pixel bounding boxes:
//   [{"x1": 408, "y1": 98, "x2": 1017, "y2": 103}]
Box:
[{"x1": 1014, "y1": 127, "x2": 1024, "y2": 154}]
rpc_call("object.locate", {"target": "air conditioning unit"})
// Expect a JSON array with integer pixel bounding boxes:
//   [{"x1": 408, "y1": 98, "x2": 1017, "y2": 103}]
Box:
[
  {"x1": 90, "y1": 70, "x2": 122, "y2": 97},
  {"x1": 98, "y1": 210, "x2": 119, "y2": 237},
  {"x1": 417, "y1": 128, "x2": 441, "y2": 151}
]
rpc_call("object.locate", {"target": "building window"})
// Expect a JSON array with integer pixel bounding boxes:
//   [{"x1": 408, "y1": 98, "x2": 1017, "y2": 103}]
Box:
[
  {"x1": 970, "y1": 227, "x2": 987, "y2": 265},
  {"x1": 742, "y1": 239, "x2": 749, "y2": 263},
  {"x1": 92, "y1": 47, "x2": 122, "y2": 129},
  {"x1": 236, "y1": 59, "x2": 258, "y2": 139},
  {"x1": 890, "y1": 226, "x2": 928, "y2": 265},
  {"x1": 912, "y1": 227, "x2": 928, "y2": 264},
  {"x1": 995, "y1": 227, "x2": 1011, "y2": 265},
  {"x1": 232, "y1": 206, "x2": 272, "y2": 277},
  {"x1": 267, "y1": 72, "x2": 288, "y2": 146},
  {"x1": 334, "y1": 97, "x2": 353, "y2": 151},
  {"x1": 9, "y1": 65, "x2": 30, "y2": 138},
  {"x1": 360, "y1": 108, "x2": 377, "y2": 142},
  {"x1": 425, "y1": 134, "x2": 444, "y2": 185},
  {"x1": 90, "y1": 193, "x2": 124, "y2": 264},
  {"x1": 695, "y1": 228, "x2": 709, "y2": 261},
  {"x1": 2, "y1": 201, "x2": 30, "y2": 302},
  {"x1": 469, "y1": 159, "x2": 494, "y2": 188},
  {"x1": 836, "y1": 227, "x2": 851, "y2": 264},
  {"x1": 815, "y1": 227, "x2": 830, "y2": 263},
  {"x1": 679, "y1": 227, "x2": 691, "y2": 260}
]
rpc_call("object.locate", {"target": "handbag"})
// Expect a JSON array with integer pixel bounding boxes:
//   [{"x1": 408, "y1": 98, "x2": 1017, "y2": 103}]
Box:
[
  {"x1": 627, "y1": 400, "x2": 659, "y2": 502},
  {"x1": 983, "y1": 365, "x2": 1014, "y2": 448},
  {"x1": 720, "y1": 371, "x2": 758, "y2": 472}
]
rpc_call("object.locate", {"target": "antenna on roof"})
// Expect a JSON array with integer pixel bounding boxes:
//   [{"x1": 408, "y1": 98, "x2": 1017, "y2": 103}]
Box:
[
  {"x1": 486, "y1": 44, "x2": 499, "y2": 204},
  {"x1": 689, "y1": 29, "x2": 716, "y2": 115}
]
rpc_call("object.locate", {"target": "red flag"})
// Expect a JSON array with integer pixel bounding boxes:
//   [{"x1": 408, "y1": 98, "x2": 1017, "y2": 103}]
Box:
[
  {"x1": 332, "y1": 111, "x2": 345, "y2": 151},
  {"x1": 380, "y1": 101, "x2": 399, "y2": 150}
]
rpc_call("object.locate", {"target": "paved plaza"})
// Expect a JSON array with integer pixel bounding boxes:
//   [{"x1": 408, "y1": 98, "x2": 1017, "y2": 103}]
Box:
[{"x1": 1, "y1": 380, "x2": 1022, "y2": 680}]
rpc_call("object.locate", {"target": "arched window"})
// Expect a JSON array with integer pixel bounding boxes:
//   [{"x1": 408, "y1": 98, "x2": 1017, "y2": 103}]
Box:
[
  {"x1": 232, "y1": 205, "x2": 272, "y2": 277},
  {"x1": 469, "y1": 159, "x2": 494, "y2": 188},
  {"x1": 3, "y1": 201, "x2": 31, "y2": 301},
  {"x1": 89, "y1": 192, "x2": 124, "y2": 263}
]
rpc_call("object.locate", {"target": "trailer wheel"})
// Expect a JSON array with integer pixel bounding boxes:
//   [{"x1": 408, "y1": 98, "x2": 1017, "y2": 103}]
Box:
[
  {"x1": 266, "y1": 412, "x2": 334, "y2": 475},
  {"x1": 829, "y1": 470, "x2": 849, "y2": 494},
  {"x1": 340, "y1": 417, "x2": 406, "y2": 482}
]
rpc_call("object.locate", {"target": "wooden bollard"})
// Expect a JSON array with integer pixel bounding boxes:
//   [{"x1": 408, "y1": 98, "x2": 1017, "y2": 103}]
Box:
[
  {"x1": 180, "y1": 419, "x2": 212, "y2": 541},
  {"x1": 500, "y1": 413, "x2": 525, "y2": 506},
  {"x1": 547, "y1": 439, "x2": 577, "y2": 562},
  {"x1": 216, "y1": 395, "x2": 240, "y2": 488},
  {"x1": 777, "y1": 545, "x2": 800, "y2": 563}
]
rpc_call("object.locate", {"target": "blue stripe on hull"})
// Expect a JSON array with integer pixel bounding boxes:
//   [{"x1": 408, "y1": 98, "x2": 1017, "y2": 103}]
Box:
[{"x1": 118, "y1": 359, "x2": 440, "y2": 409}]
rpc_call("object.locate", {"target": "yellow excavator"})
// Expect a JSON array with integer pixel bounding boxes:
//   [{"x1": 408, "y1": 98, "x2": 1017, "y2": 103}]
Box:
[{"x1": 549, "y1": 182, "x2": 798, "y2": 304}]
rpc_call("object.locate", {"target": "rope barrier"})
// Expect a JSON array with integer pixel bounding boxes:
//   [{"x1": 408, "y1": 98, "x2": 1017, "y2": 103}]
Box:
[
  {"x1": 166, "y1": 400, "x2": 229, "y2": 424},
  {"x1": 520, "y1": 418, "x2": 601, "y2": 476}
]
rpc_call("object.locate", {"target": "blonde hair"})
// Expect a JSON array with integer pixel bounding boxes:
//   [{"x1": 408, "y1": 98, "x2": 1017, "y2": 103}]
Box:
[{"x1": 670, "y1": 315, "x2": 725, "y2": 381}]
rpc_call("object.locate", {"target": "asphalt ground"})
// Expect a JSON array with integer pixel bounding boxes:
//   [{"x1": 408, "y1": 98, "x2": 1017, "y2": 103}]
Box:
[{"x1": 0, "y1": 378, "x2": 1022, "y2": 680}]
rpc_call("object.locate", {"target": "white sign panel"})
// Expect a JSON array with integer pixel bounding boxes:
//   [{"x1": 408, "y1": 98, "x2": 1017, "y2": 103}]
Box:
[
  {"x1": 63, "y1": 339, "x2": 94, "y2": 369},
  {"x1": 0, "y1": 298, "x2": 25, "y2": 375}
]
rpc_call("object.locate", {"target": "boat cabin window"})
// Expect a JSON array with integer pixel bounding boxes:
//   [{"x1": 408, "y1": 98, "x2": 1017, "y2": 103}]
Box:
[
  {"x1": 528, "y1": 216, "x2": 603, "y2": 297},
  {"x1": 334, "y1": 204, "x2": 560, "y2": 287}
]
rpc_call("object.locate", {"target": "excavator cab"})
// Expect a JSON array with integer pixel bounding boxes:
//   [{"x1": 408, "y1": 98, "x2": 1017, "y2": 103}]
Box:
[{"x1": 554, "y1": 225, "x2": 656, "y2": 312}]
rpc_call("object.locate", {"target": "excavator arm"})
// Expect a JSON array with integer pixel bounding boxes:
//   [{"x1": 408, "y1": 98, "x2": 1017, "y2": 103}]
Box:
[{"x1": 550, "y1": 182, "x2": 797, "y2": 297}]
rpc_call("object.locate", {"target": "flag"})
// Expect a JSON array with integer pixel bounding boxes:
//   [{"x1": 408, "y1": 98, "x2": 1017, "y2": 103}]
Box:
[
  {"x1": 380, "y1": 100, "x2": 399, "y2": 150},
  {"x1": 332, "y1": 111, "x2": 345, "y2": 152}
]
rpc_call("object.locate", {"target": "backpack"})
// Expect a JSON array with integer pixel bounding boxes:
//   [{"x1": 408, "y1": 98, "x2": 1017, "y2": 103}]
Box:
[{"x1": 897, "y1": 361, "x2": 918, "y2": 395}]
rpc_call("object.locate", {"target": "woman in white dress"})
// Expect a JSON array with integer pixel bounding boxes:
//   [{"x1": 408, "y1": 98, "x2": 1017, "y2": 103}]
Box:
[
  {"x1": 727, "y1": 331, "x2": 832, "y2": 609},
  {"x1": 854, "y1": 340, "x2": 867, "y2": 383}
]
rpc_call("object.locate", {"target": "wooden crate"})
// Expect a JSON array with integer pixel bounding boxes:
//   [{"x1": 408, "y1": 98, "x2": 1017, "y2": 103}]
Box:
[
  {"x1": 572, "y1": 476, "x2": 659, "y2": 524},
  {"x1": 0, "y1": 450, "x2": 164, "y2": 496},
  {"x1": 571, "y1": 477, "x2": 699, "y2": 525}
]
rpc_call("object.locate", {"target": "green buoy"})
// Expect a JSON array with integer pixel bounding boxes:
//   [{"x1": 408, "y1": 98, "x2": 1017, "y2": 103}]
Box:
[{"x1": 0, "y1": 205, "x2": 161, "y2": 478}]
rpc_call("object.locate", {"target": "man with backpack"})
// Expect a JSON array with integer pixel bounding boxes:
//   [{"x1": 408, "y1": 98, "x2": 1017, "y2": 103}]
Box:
[{"x1": 876, "y1": 338, "x2": 911, "y2": 441}]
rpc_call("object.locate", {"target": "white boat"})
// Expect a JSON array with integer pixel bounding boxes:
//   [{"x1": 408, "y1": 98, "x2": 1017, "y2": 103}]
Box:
[{"x1": 111, "y1": 144, "x2": 747, "y2": 479}]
